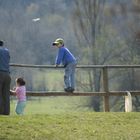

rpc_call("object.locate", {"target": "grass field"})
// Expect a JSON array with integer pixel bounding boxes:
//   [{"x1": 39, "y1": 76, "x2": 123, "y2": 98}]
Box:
[
  {"x1": 10, "y1": 96, "x2": 95, "y2": 115},
  {"x1": 0, "y1": 97, "x2": 139, "y2": 140}
]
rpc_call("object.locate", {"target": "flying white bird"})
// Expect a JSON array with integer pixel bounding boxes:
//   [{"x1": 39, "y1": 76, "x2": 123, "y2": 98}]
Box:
[{"x1": 32, "y1": 18, "x2": 40, "y2": 22}]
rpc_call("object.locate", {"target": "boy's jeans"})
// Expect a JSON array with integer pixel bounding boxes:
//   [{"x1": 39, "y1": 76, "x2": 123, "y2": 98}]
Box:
[{"x1": 64, "y1": 61, "x2": 77, "y2": 89}]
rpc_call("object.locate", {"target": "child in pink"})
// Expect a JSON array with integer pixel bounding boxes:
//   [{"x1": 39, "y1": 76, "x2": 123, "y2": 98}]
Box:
[{"x1": 11, "y1": 77, "x2": 26, "y2": 115}]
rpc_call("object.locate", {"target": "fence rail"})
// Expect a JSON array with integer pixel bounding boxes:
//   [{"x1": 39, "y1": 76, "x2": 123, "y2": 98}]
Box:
[
  {"x1": 10, "y1": 91, "x2": 140, "y2": 96},
  {"x1": 10, "y1": 63, "x2": 140, "y2": 68},
  {"x1": 10, "y1": 63, "x2": 140, "y2": 112}
]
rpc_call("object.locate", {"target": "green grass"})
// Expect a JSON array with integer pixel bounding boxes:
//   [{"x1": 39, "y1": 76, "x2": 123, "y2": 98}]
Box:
[
  {"x1": 0, "y1": 112, "x2": 140, "y2": 140},
  {"x1": 0, "y1": 97, "x2": 139, "y2": 140},
  {"x1": 10, "y1": 96, "x2": 94, "y2": 115}
]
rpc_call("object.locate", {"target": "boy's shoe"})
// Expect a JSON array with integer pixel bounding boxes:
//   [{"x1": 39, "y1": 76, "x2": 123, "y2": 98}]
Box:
[
  {"x1": 64, "y1": 87, "x2": 71, "y2": 92},
  {"x1": 70, "y1": 88, "x2": 75, "y2": 92},
  {"x1": 64, "y1": 87, "x2": 74, "y2": 92}
]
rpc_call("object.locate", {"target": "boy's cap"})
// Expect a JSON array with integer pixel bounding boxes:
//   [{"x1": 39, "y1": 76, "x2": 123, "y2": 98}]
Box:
[{"x1": 52, "y1": 38, "x2": 64, "y2": 46}]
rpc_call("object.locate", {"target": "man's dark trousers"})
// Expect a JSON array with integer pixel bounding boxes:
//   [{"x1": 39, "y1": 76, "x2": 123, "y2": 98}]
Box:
[{"x1": 0, "y1": 71, "x2": 11, "y2": 115}]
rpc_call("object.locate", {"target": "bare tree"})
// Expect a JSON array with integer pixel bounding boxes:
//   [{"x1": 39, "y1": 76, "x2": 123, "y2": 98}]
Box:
[
  {"x1": 72, "y1": 0, "x2": 106, "y2": 111},
  {"x1": 72, "y1": 0, "x2": 133, "y2": 111}
]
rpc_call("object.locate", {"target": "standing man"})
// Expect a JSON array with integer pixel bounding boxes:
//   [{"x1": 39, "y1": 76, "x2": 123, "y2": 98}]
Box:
[
  {"x1": 52, "y1": 38, "x2": 77, "y2": 92},
  {"x1": 0, "y1": 40, "x2": 11, "y2": 115}
]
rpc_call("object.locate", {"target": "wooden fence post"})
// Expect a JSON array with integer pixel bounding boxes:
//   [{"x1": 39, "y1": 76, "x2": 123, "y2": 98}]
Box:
[
  {"x1": 125, "y1": 91, "x2": 132, "y2": 112},
  {"x1": 102, "y1": 67, "x2": 110, "y2": 112}
]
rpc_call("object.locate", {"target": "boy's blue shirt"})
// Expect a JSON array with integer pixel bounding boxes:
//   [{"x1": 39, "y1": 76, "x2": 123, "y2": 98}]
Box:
[{"x1": 56, "y1": 46, "x2": 76, "y2": 66}]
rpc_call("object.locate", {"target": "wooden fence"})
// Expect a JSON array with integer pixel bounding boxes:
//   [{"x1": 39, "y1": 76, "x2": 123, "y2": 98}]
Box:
[{"x1": 10, "y1": 63, "x2": 140, "y2": 112}]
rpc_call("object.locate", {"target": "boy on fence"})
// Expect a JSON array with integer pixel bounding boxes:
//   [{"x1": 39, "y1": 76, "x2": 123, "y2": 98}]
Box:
[{"x1": 52, "y1": 38, "x2": 77, "y2": 92}]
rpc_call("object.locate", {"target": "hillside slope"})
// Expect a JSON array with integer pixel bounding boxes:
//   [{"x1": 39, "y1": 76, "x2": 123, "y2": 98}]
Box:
[{"x1": 0, "y1": 112, "x2": 140, "y2": 140}]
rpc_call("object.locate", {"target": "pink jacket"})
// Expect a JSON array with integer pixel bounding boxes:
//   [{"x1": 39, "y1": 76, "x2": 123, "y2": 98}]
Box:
[{"x1": 15, "y1": 86, "x2": 26, "y2": 101}]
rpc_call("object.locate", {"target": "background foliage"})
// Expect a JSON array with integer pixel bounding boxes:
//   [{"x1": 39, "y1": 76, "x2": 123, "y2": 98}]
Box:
[{"x1": 0, "y1": 0, "x2": 140, "y2": 111}]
